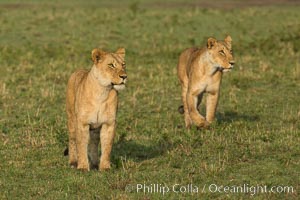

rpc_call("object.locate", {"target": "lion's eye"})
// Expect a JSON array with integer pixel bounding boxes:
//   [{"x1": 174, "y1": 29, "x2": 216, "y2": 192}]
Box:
[
  {"x1": 122, "y1": 63, "x2": 126, "y2": 68},
  {"x1": 230, "y1": 50, "x2": 233, "y2": 54},
  {"x1": 219, "y1": 50, "x2": 225, "y2": 56},
  {"x1": 108, "y1": 63, "x2": 115, "y2": 68}
]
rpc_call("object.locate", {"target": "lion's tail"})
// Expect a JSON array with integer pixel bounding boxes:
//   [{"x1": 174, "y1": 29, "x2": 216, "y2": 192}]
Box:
[
  {"x1": 178, "y1": 105, "x2": 184, "y2": 114},
  {"x1": 64, "y1": 148, "x2": 69, "y2": 156}
]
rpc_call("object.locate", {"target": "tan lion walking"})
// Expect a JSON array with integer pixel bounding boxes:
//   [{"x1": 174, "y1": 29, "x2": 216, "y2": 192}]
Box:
[
  {"x1": 177, "y1": 36, "x2": 235, "y2": 129},
  {"x1": 66, "y1": 48, "x2": 127, "y2": 171}
]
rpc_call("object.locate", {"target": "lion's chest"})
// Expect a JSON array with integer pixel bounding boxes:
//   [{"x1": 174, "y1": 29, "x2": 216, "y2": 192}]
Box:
[
  {"x1": 205, "y1": 74, "x2": 222, "y2": 94},
  {"x1": 87, "y1": 102, "x2": 116, "y2": 129}
]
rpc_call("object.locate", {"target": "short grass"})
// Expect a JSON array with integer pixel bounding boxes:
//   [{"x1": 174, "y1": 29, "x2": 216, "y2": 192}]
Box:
[{"x1": 0, "y1": 0, "x2": 299, "y2": 199}]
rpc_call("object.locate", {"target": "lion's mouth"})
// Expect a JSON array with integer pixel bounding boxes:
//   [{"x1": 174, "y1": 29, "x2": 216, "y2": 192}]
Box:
[
  {"x1": 111, "y1": 82, "x2": 126, "y2": 86},
  {"x1": 219, "y1": 66, "x2": 233, "y2": 72},
  {"x1": 112, "y1": 82, "x2": 126, "y2": 91},
  {"x1": 222, "y1": 68, "x2": 231, "y2": 72}
]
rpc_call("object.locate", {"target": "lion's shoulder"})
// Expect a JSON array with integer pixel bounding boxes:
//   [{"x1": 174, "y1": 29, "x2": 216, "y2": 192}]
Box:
[{"x1": 67, "y1": 69, "x2": 89, "y2": 90}]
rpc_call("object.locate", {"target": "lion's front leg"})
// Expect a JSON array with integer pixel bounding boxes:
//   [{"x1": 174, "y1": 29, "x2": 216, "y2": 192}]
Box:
[
  {"x1": 187, "y1": 88, "x2": 209, "y2": 128},
  {"x1": 99, "y1": 123, "x2": 115, "y2": 171},
  {"x1": 76, "y1": 123, "x2": 90, "y2": 171},
  {"x1": 181, "y1": 84, "x2": 192, "y2": 129},
  {"x1": 206, "y1": 92, "x2": 219, "y2": 124},
  {"x1": 67, "y1": 117, "x2": 77, "y2": 168}
]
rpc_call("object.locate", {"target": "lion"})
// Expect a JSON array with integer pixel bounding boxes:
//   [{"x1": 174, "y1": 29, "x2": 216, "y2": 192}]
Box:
[
  {"x1": 177, "y1": 35, "x2": 235, "y2": 129},
  {"x1": 66, "y1": 48, "x2": 127, "y2": 171}
]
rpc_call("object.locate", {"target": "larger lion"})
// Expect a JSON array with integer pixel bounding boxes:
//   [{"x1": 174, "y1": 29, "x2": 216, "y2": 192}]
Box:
[
  {"x1": 66, "y1": 48, "x2": 127, "y2": 171},
  {"x1": 177, "y1": 36, "x2": 235, "y2": 129}
]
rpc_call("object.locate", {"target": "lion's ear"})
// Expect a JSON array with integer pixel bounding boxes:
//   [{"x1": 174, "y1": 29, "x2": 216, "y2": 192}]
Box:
[
  {"x1": 225, "y1": 35, "x2": 232, "y2": 48},
  {"x1": 207, "y1": 37, "x2": 217, "y2": 49},
  {"x1": 116, "y1": 47, "x2": 125, "y2": 59},
  {"x1": 91, "y1": 49, "x2": 105, "y2": 64}
]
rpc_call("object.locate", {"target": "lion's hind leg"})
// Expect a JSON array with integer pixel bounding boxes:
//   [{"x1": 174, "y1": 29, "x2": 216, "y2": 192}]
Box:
[{"x1": 88, "y1": 127, "x2": 100, "y2": 170}]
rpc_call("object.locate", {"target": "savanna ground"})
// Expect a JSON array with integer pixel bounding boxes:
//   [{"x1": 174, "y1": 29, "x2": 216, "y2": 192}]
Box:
[{"x1": 0, "y1": 0, "x2": 299, "y2": 199}]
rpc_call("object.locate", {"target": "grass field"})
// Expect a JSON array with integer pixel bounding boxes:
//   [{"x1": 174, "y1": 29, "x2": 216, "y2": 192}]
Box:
[{"x1": 0, "y1": 0, "x2": 299, "y2": 199}]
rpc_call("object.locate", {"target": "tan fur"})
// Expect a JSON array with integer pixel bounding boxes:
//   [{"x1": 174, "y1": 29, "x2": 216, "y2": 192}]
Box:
[
  {"x1": 177, "y1": 36, "x2": 235, "y2": 129},
  {"x1": 66, "y1": 48, "x2": 127, "y2": 171}
]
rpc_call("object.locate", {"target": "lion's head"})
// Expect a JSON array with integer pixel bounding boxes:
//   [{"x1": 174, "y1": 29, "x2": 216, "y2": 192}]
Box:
[
  {"x1": 91, "y1": 48, "x2": 127, "y2": 90},
  {"x1": 206, "y1": 35, "x2": 235, "y2": 72}
]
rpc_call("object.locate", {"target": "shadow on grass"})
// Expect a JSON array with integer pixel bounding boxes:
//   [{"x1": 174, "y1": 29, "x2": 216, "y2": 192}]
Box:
[
  {"x1": 217, "y1": 111, "x2": 260, "y2": 123},
  {"x1": 111, "y1": 133, "x2": 173, "y2": 167},
  {"x1": 61, "y1": 131, "x2": 174, "y2": 169}
]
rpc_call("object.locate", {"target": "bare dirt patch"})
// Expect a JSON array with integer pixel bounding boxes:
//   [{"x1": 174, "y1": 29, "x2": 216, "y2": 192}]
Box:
[
  {"x1": 144, "y1": 0, "x2": 300, "y2": 9},
  {"x1": 1, "y1": 0, "x2": 299, "y2": 10}
]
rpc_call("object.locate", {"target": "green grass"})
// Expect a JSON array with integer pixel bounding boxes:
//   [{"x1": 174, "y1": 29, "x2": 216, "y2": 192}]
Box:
[{"x1": 0, "y1": 0, "x2": 299, "y2": 199}]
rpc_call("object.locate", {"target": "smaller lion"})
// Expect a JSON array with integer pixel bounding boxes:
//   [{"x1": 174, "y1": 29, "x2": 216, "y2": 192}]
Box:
[
  {"x1": 177, "y1": 36, "x2": 235, "y2": 129},
  {"x1": 66, "y1": 48, "x2": 127, "y2": 171}
]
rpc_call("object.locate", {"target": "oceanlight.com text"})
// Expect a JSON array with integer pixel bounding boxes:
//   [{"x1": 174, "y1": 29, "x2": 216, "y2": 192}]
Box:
[{"x1": 125, "y1": 183, "x2": 295, "y2": 196}]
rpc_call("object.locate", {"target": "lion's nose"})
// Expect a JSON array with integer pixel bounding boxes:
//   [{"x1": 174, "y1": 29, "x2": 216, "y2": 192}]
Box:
[
  {"x1": 119, "y1": 75, "x2": 127, "y2": 80},
  {"x1": 229, "y1": 60, "x2": 235, "y2": 65}
]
